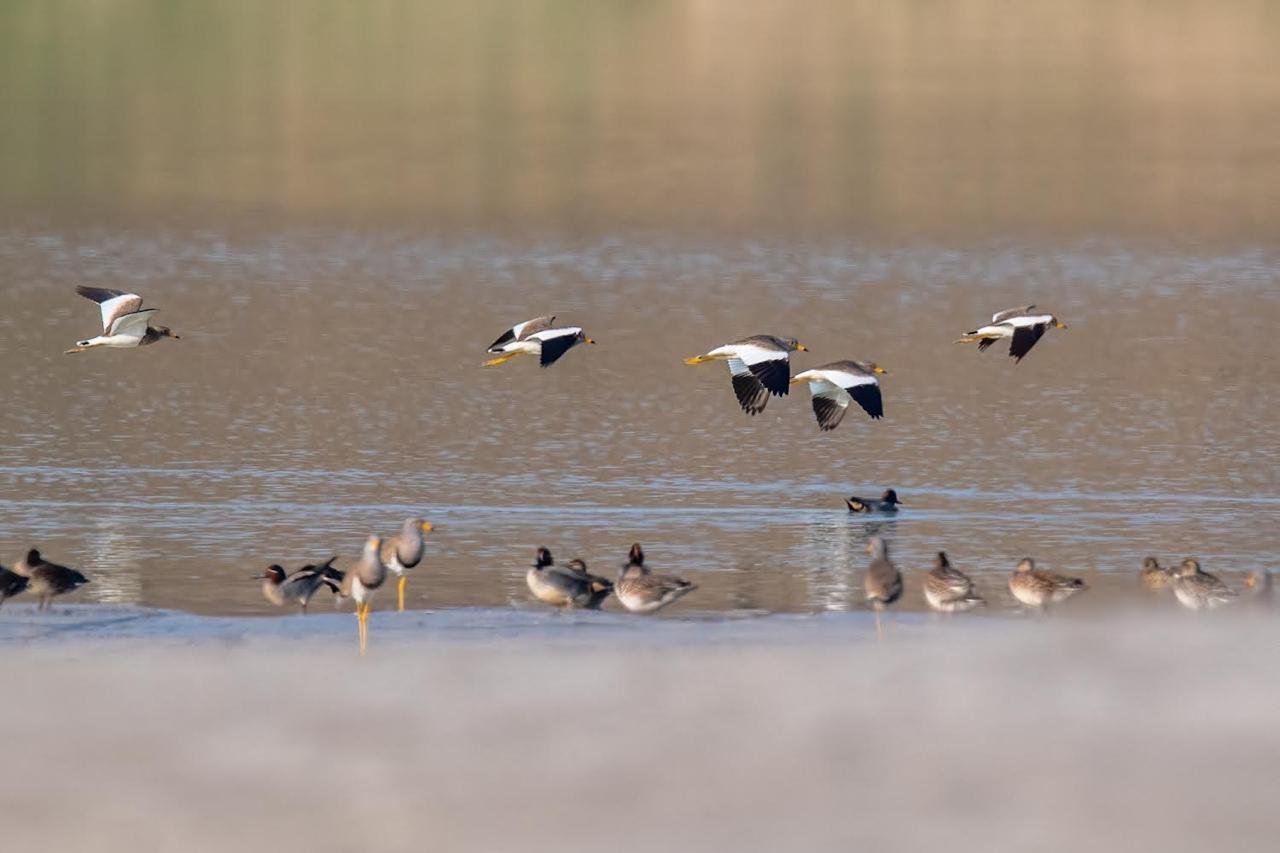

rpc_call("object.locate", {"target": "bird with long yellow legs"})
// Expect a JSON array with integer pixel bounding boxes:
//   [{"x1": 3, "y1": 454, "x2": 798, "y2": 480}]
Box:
[
  {"x1": 336, "y1": 536, "x2": 387, "y2": 655},
  {"x1": 381, "y1": 518, "x2": 433, "y2": 611}
]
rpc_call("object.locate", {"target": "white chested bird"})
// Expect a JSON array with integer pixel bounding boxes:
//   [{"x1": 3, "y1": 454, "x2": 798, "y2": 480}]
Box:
[{"x1": 683, "y1": 334, "x2": 808, "y2": 415}]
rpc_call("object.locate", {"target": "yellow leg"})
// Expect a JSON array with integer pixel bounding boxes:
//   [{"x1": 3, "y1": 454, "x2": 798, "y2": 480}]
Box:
[
  {"x1": 397, "y1": 575, "x2": 407, "y2": 612},
  {"x1": 357, "y1": 602, "x2": 368, "y2": 655},
  {"x1": 482, "y1": 351, "x2": 523, "y2": 367}
]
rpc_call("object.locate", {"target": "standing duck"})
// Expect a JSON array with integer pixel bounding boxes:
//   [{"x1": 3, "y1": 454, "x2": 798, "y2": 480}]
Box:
[
  {"x1": 257, "y1": 558, "x2": 341, "y2": 614},
  {"x1": 845, "y1": 489, "x2": 902, "y2": 514},
  {"x1": 381, "y1": 518, "x2": 434, "y2": 612},
  {"x1": 1008, "y1": 557, "x2": 1087, "y2": 612},
  {"x1": 923, "y1": 552, "x2": 985, "y2": 614},
  {"x1": 864, "y1": 536, "x2": 903, "y2": 639},
  {"x1": 13, "y1": 549, "x2": 90, "y2": 609},
  {"x1": 1170, "y1": 558, "x2": 1236, "y2": 611},
  {"x1": 1139, "y1": 557, "x2": 1174, "y2": 592},
  {"x1": 525, "y1": 548, "x2": 613, "y2": 609},
  {"x1": 615, "y1": 544, "x2": 696, "y2": 614}
]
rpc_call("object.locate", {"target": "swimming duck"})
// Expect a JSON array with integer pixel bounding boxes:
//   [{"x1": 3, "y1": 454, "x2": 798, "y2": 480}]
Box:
[
  {"x1": 615, "y1": 543, "x2": 696, "y2": 614},
  {"x1": 683, "y1": 334, "x2": 808, "y2": 415},
  {"x1": 65, "y1": 286, "x2": 180, "y2": 353},
  {"x1": 845, "y1": 489, "x2": 902, "y2": 514},
  {"x1": 955, "y1": 306, "x2": 1068, "y2": 363},
  {"x1": 1008, "y1": 557, "x2": 1086, "y2": 611},
  {"x1": 791, "y1": 360, "x2": 887, "y2": 427},
  {"x1": 380, "y1": 518, "x2": 434, "y2": 612},
  {"x1": 923, "y1": 551, "x2": 985, "y2": 613},
  {"x1": 1170, "y1": 558, "x2": 1236, "y2": 611},
  {"x1": 525, "y1": 548, "x2": 613, "y2": 609},
  {"x1": 13, "y1": 549, "x2": 90, "y2": 609}
]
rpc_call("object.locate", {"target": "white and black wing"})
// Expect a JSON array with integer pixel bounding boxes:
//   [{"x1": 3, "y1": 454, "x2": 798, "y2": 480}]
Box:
[
  {"x1": 806, "y1": 378, "x2": 851, "y2": 431},
  {"x1": 991, "y1": 305, "x2": 1035, "y2": 324},
  {"x1": 530, "y1": 326, "x2": 583, "y2": 367},
  {"x1": 806, "y1": 364, "x2": 883, "y2": 427},
  {"x1": 727, "y1": 357, "x2": 770, "y2": 415},
  {"x1": 1008, "y1": 321, "x2": 1048, "y2": 362},
  {"x1": 487, "y1": 315, "x2": 556, "y2": 353},
  {"x1": 76, "y1": 286, "x2": 145, "y2": 333},
  {"x1": 107, "y1": 309, "x2": 159, "y2": 340},
  {"x1": 844, "y1": 381, "x2": 883, "y2": 420},
  {"x1": 734, "y1": 341, "x2": 792, "y2": 397}
]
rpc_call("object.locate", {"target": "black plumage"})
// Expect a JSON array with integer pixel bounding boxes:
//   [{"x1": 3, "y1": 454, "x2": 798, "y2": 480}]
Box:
[{"x1": 732, "y1": 373, "x2": 770, "y2": 415}]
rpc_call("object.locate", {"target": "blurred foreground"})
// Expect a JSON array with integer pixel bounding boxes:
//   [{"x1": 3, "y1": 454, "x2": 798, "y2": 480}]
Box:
[{"x1": 3, "y1": 610, "x2": 1277, "y2": 851}]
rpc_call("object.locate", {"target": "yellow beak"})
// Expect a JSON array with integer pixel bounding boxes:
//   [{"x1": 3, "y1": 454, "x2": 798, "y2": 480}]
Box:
[
  {"x1": 585, "y1": 338, "x2": 597, "y2": 345},
  {"x1": 795, "y1": 343, "x2": 808, "y2": 352},
  {"x1": 420, "y1": 521, "x2": 434, "y2": 533},
  {"x1": 873, "y1": 366, "x2": 888, "y2": 375}
]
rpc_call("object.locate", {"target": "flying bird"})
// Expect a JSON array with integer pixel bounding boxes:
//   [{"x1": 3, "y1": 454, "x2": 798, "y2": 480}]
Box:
[
  {"x1": 65, "y1": 286, "x2": 180, "y2": 353},
  {"x1": 483, "y1": 316, "x2": 595, "y2": 367},
  {"x1": 955, "y1": 305, "x2": 1067, "y2": 362},
  {"x1": 791, "y1": 360, "x2": 886, "y2": 428},
  {"x1": 683, "y1": 335, "x2": 807, "y2": 415}
]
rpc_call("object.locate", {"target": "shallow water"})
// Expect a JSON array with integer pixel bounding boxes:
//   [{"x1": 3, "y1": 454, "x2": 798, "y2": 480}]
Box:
[{"x1": 1, "y1": 3, "x2": 1277, "y2": 621}]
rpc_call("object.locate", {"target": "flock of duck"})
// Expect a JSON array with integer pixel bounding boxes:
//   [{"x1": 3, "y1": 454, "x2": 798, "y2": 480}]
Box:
[{"x1": 0, "y1": 287, "x2": 1269, "y2": 652}]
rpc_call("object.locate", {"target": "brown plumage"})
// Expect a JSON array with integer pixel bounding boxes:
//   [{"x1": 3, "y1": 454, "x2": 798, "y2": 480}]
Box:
[
  {"x1": 1170, "y1": 558, "x2": 1236, "y2": 611},
  {"x1": 13, "y1": 549, "x2": 90, "y2": 610},
  {"x1": 1242, "y1": 568, "x2": 1273, "y2": 603},
  {"x1": 864, "y1": 537, "x2": 902, "y2": 609},
  {"x1": 1008, "y1": 557, "x2": 1087, "y2": 610},
  {"x1": 1139, "y1": 557, "x2": 1174, "y2": 592},
  {"x1": 923, "y1": 552, "x2": 985, "y2": 613},
  {"x1": 615, "y1": 543, "x2": 696, "y2": 614}
]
